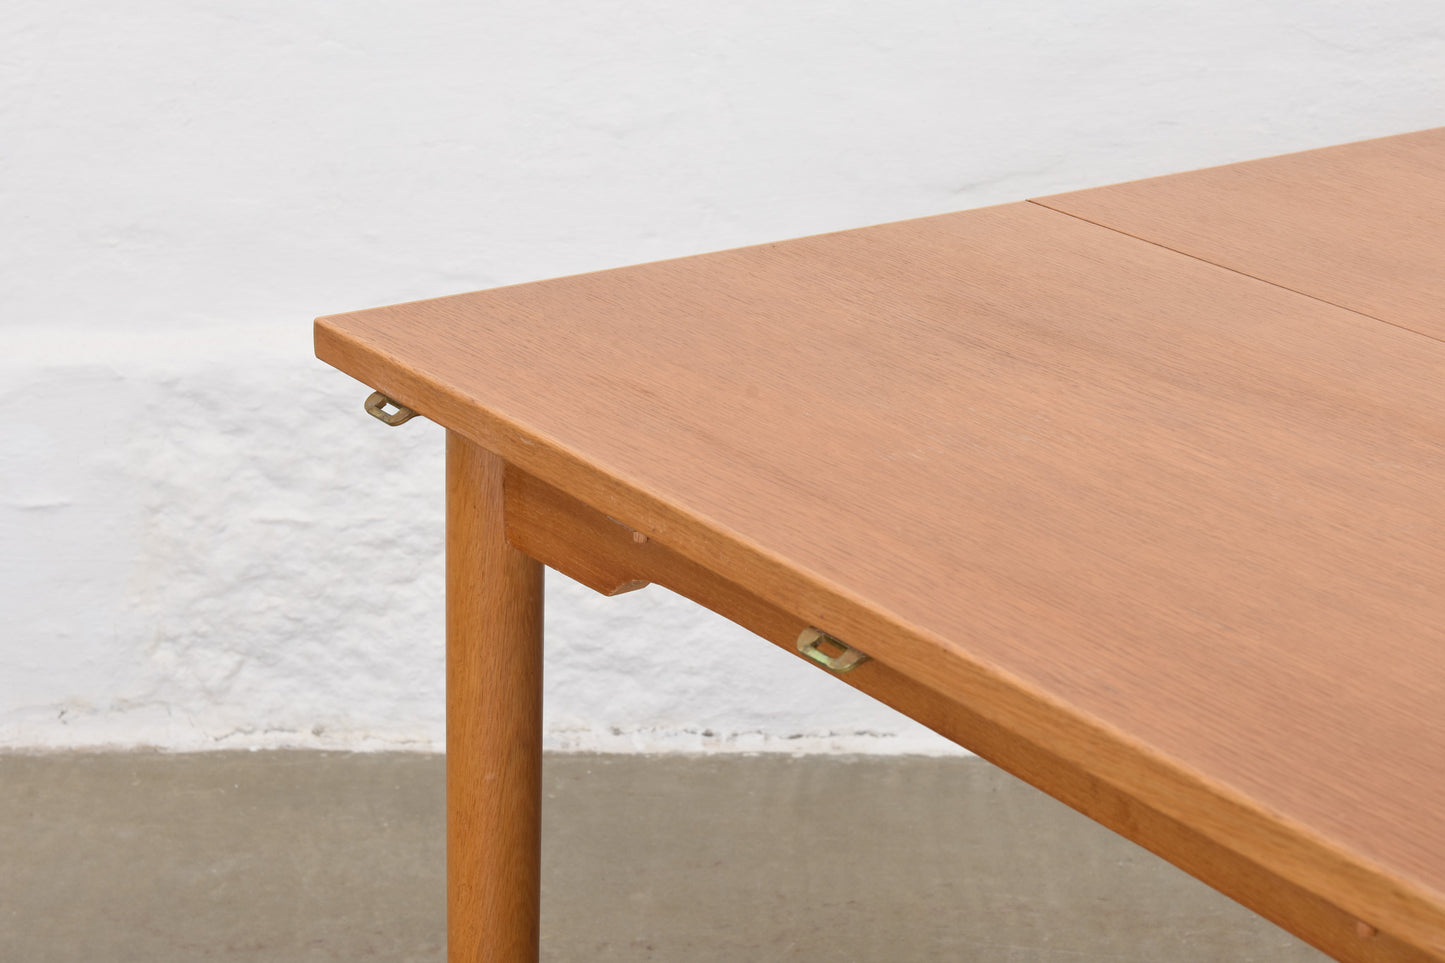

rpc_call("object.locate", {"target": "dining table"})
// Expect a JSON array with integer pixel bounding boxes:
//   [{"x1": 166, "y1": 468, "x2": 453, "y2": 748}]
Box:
[{"x1": 315, "y1": 126, "x2": 1445, "y2": 962}]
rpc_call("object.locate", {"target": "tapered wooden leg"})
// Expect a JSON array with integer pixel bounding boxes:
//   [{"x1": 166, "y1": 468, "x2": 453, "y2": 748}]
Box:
[{"x1": 447, "y1": 432, "x2": 544, "y2": 962}]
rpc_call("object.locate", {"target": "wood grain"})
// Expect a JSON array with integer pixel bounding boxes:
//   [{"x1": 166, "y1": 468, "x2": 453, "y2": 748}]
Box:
[
  {"x1": 1032, "y1": 127, "x2": 1445, "y2": 341},
  {"x1": 505, "y1": 464, "x2": 1436, "y2": 963},
  {"x1": 319, "y1": 196, "x2": 1445, "y2": 959},
  {"x1": 446, "y1": 432, "x2": 543, "y2": 963}
]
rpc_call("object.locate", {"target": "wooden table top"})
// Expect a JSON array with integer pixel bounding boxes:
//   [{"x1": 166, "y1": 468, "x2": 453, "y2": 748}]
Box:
[{"x1": 316, "y1": 128, "x2": 1445, "y2": 959}]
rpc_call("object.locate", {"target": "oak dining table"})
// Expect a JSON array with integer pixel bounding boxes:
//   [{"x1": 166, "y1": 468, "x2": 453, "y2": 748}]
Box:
[{"x1": 315, "y1": 126, "x2": 1445, "y2": 963}]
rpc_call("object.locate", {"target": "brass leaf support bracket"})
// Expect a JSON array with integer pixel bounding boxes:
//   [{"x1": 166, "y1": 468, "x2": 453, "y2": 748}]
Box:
[
  {"x1": 364, "y1": 391, "x2": 418, "y2": 426},
  {"x1": 797, "y1": 627, "x2": 870, "y2": 673}
]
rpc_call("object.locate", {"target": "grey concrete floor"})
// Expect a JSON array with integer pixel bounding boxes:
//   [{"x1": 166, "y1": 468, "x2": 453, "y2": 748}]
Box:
[{"x1": 0, "y1": 751, "x2": 1325, "y2": 962}]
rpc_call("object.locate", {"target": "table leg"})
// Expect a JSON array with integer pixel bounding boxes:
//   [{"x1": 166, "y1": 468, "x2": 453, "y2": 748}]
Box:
[{"x1": 446, "y1": 431, "x2": 544, "y2": 962}]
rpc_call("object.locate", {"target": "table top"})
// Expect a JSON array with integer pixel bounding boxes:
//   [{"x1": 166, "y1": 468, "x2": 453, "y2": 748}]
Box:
[{"x1": 316, "y1": 128, "x2": 1445, "y2": 956}]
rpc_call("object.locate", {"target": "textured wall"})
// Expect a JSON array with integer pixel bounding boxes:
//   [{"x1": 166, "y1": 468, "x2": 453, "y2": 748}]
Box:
[{"x1": 4, "y1": 0, "x2": 1443, "y2": 752}]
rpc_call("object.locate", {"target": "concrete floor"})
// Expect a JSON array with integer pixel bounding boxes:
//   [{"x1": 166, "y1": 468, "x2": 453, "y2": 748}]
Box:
[{"x1": 0, "y1": 752, "x2": 1326, "y2": 962}]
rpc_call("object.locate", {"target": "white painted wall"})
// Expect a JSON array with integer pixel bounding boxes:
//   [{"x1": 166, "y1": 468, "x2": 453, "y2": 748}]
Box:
[{"x1": 4, "y1": 0, "x2": 1442, "y2": 753}]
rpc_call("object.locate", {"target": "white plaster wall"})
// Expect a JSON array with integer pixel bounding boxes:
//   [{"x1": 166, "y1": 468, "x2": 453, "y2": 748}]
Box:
[{"x1": 3, "y1": 0, "x2": 1442, "y2": 753}]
